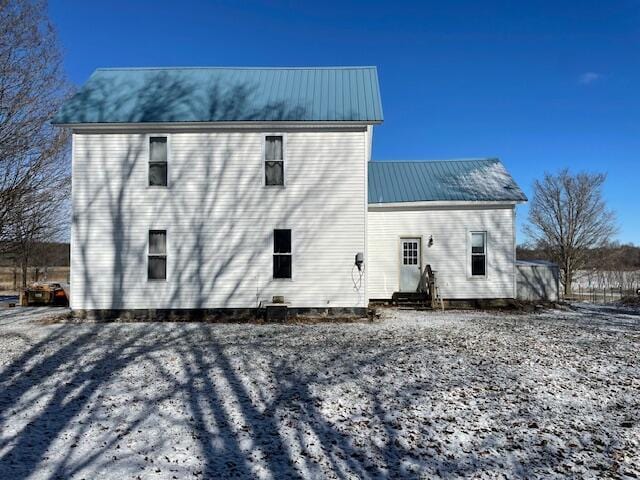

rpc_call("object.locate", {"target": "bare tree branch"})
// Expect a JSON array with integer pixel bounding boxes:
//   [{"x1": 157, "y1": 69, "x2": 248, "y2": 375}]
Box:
[{"x1": 0, "y1": 0, "x2": 71, "y2": 280}]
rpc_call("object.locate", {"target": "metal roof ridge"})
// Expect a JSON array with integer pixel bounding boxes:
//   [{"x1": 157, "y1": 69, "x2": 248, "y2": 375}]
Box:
[{"x1": 94, "y1": 66, "x2": 379, "y2": 72}]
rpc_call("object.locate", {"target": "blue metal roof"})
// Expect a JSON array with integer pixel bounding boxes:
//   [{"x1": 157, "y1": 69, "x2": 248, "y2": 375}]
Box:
[
  {"x1": 53, "y1": 67, "x2": 383, "y2": 124},
  {"x1": 368, "y1": 159, "x2": 527, "y2": 204}
]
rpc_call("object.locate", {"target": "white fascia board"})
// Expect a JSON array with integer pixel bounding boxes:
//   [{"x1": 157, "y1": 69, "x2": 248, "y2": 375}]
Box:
[
  {"x1": 57, "y1": 120, "x2": 382, "y2": 131},
  {"x1": 368, "y1": 200, "x2": 524, "y2": 210}
]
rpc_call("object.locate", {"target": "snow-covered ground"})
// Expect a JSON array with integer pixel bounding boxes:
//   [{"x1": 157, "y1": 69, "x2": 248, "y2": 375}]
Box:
[
  {"x1": 0, "y1": 306, "x2": 68, "y2": 327},
  {"x1": 0, "y1": 304, "x2": 638, "y2": 479}
]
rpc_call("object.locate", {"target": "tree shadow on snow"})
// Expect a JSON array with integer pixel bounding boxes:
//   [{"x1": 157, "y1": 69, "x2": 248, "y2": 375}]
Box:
[{"x1": 1, "y1": 318, "x2": 634, "y2": 478}]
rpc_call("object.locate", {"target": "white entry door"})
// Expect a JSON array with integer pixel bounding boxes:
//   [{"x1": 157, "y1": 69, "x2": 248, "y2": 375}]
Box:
[{"x1": 400, "y1": 238, "x2": 421, "y2": 292}]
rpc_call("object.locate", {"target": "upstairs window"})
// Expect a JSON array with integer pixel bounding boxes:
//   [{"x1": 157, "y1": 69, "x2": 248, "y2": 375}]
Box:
[
  {"x1": 149, "y1": 137, "x2": 167, "y2": 186},
  {"x1": 265, "y1": 135, "x2": 284, "y2": 186},
  {"x1": 148, "y1": 230, "x2": 167, "y2": 280},
  {"x1": 273, "y1": 229, "x2": 292, "y2": 279},
  {"x1": 470, "y1": 232, "x2": 487, "y2": 276}
]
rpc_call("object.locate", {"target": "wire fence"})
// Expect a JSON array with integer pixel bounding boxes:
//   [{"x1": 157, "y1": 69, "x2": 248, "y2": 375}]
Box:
[
  {"x1": 563, "y1": 287, "x2": 638, "y2": 304},
  {"x1": 563, "y1": 270, "x2": 640, "y2": 304}
]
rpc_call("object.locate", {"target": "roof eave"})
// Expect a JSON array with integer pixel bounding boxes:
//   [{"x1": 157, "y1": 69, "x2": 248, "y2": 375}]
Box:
[
  {"x1": 52, "y1": 119, "x2": 383, "y2": 129},
  {"x1": 368, "y1": 199, "x2": 526, "y2": 209}
]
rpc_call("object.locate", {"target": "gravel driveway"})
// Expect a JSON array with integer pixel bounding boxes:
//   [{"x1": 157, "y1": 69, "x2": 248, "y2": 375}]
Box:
[{"x1": 0, "y1": 305, "x2": 638, "y2": 479}]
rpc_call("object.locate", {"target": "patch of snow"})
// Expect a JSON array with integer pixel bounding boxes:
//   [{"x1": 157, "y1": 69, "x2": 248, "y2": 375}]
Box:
[
  {"x1": 0, "y1": 305, "x2": 638, "y2": 478},
  {"x1": 452, "y1": 161, "x2": 522, "y2": 200}
]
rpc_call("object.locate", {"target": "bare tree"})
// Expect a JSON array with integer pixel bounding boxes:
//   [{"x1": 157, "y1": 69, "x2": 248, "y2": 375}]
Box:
[
  {"x1": 0, "y1": 0, "x2": 71, "y2": 273},
  {"x1": 525, "y1": 169, "x2": 617, "y2": 295}
]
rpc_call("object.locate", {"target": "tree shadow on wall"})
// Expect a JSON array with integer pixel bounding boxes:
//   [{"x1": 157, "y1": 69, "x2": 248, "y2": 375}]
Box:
[{"x1": 71, "y1": 72, "x2": 358, "y2": 312}]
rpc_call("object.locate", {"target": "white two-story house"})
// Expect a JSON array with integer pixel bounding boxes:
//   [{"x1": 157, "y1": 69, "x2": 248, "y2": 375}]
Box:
[{"x1": 53, "y1": 66, "x2": 526, "y2": 319}]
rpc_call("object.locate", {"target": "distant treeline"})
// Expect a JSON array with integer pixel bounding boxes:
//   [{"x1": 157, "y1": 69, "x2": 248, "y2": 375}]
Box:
[
  {"x1": 517, "y1": 244, "x2": 640, "y2": 271},
  {"x1": 0, "y1": 242, "x2": 69, "y2": 267}
]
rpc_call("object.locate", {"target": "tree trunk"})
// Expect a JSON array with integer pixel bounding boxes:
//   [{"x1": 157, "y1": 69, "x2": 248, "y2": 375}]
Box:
[
  {"x1": 21, "y1": 256, "x2": 28, "y2": 288},
  {"x1": 564, "y1": 265, "x2": 572, "y2": 296}
]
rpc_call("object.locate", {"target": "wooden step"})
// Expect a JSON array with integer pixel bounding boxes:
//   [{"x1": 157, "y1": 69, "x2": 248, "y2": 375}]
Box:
[{"x1": 392, "y1": 292, "x2": 429, "y2": 301}]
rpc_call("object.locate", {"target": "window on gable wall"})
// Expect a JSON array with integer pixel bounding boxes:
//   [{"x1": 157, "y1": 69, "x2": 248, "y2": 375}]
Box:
[
  {"x1": 471, "y1": 232, "x2": 486, "y2": 276},
  {"x1": 265, "y1": 135, "x2": 284, "y2": 186},
  {"x1": 149, "y1": 137, "x2": 167, "y2": 186}
]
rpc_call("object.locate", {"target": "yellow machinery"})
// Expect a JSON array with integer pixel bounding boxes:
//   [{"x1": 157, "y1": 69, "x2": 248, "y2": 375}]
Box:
[{"x1": 21, "y1": 283, "x2": 69, "y2": 307}]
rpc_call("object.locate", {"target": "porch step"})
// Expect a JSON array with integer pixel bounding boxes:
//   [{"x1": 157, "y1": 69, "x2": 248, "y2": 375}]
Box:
[
  {"x1": 392, "y1": 292, "x2": 432, "y2": 310},
  {"x1": 393, "y1": 292, "x2": 428, "y2": 301}
]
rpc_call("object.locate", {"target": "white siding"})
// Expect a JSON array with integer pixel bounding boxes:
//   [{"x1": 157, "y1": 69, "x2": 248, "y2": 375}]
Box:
[
  {"x1": 516, "y1": 263, "x2": 560, "y2": 301},
  {"x1": 368, "y1": 206, "x2": 516, "y2": 299},
  {"x1": 71, "y1": 128, "x2": 368, "y2": 310}
]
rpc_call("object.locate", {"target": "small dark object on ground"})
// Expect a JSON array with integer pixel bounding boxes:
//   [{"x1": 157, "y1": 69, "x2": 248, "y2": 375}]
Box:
[
  {"x1": 620, "y1": 296, "x2": 640, "y2": 307},
  {"x1": 0, "y1": 295, "x2": 19, "y2": 309},
  {"x1": 510, "y1": 300, "x2": 569, "y2": 313},
  {"x1": 368, "y1": 307, "x2": 381, "y2": 322}
]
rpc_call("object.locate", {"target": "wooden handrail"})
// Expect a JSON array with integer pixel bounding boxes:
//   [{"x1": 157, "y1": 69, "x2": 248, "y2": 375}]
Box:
[
  {"x1": 424, "y1": 264, "x2": 444, "y2": 310},
  {"x1": 418, "y1": 265, "x2": 431, "y2": 293}
]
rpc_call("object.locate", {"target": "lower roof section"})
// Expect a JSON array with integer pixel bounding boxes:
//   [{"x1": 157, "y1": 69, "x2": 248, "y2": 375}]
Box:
[{"x1": 368, "y1": 158, "x2": 527, "y2": 204}]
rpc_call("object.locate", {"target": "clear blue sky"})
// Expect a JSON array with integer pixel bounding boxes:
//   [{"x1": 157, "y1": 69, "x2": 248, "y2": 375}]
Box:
[{"x1": 49, "y1": 0, "x2": 640, "y2": 244}]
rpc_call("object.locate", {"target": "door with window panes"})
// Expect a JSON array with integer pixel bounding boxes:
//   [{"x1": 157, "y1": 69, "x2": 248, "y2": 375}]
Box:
[{"x1": 400, "y1": 238, "x2": 421, "y2": 292}]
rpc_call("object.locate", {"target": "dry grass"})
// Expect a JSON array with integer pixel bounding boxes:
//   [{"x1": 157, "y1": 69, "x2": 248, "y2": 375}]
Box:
[{"x1": 0, "y1": 266, "x2": 69, "y2": 292}]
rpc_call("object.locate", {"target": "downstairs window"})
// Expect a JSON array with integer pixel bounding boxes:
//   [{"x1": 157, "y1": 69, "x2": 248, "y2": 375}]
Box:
[
  {"x1": 470, "y1": 232, "x2": 486, "y2": 276},
  {"x1": 273, "y1": 229, "x2": 291, "y2": 279},
  {"x1": 148, "y1": 230, "x2": 167, "y2": 280}
]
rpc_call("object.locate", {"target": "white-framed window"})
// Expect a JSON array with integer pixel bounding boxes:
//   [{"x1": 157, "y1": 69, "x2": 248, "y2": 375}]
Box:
[
  {"x1": 273, "y1": 229, "x2": 292, "y2": 279},
  {"x1": 470, "y1": 231, "x2": 487, "y2": 277},
  {"x1": 264, "y1": 135, "x2": 285, "y2": 186},
  {"x1": 148, "y1": 230, "x2": 167, "y2": 280},
  {"x1": 149, "y1": 136, "x2": 168, "y2": 187}
]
